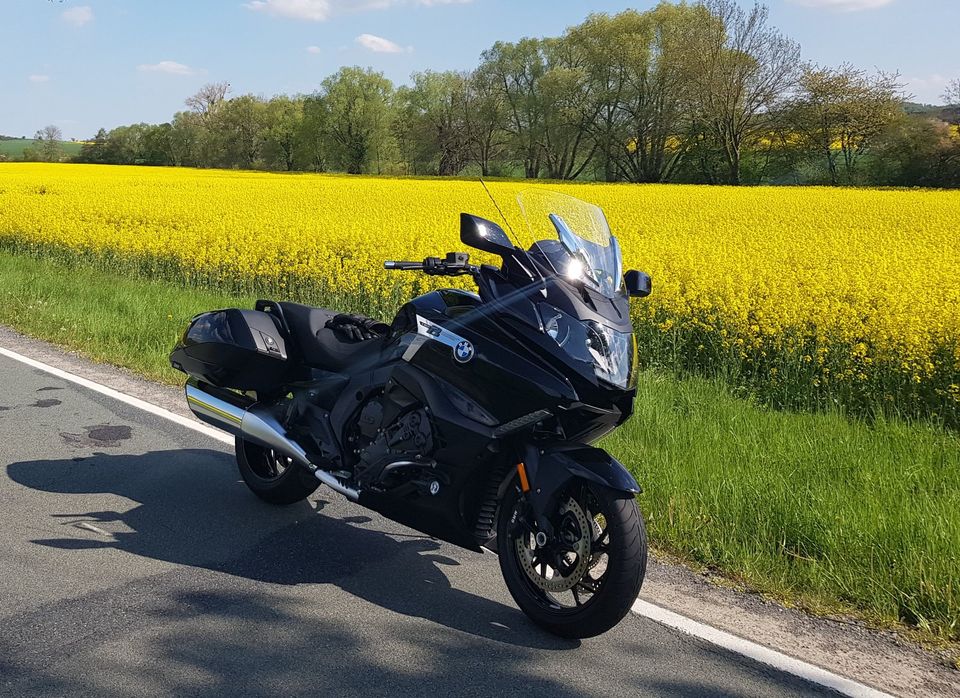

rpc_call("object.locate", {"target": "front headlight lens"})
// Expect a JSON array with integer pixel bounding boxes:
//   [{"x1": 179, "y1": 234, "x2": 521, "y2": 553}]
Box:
[
  {"x1": 586, "y1": 321, "x2": 637, "y2": 389},
  {"x1": 539, "y1": 304, "x2": 637, "y2": 389}
]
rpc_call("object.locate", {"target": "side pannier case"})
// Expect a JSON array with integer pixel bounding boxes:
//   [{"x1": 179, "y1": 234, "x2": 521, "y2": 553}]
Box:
[{"x1": 170, "y1": 309, "x2": 293, "y2": 392}]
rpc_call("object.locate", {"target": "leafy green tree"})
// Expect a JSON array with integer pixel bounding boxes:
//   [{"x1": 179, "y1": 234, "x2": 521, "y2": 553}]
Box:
[
  {"x1": 85, "y1": 123, "x2": 173, "y2": 166},
  {"x1": 564, "y1": 11, "x2": 633, "y2": 182},
  {"x1": 216, "y1": 95, "x2": 269, "y2": 169},
  {"x1": 391, "y1": 85, "x2": 420, "y2": 174},
  {"x1": 568, "y1": 4, "x2": 712, "y2": 183},
  {"x1": 786, "y1": 63, "x2": 903, "y2": 184},
  {"x1": 167, "y1": 112, "x2": 203, "y2": 167},
  {"x1": 537, "y1": 36, "x2": 601, "y2": 180},
  {"x1": 872, "y1": 114, "x2": 960, "y2": 188},
  {"x1": 262, "y1": 96, "x2": 304, "y2": 171},
  {"x1": 183, "y1": 82, "x2": 232, "y2": 167},
  {"x1": 317, "y1": 67, "x2": 394, "y2": 174},
  {"x1": 34, "y1": 125, "x2": 64, "y2": 162},
  {"x1": 394, "y1": 71, "x2": 469, "y2": 175},
  {"x1": 78, "y1": 128, "x2": 110, "y2": 163},
  {"x1": 298, "y1": 95, "x2": 328, "y2": 172},
  {"x1": 688, "y1": 0, "x2": 800, "y2": 185},
  {"x1": 463, "y1": 66, "x2": 509, "y2": 176},
  {"x1": 141, "y1": 123, "x2": 174, "y2": 165},
  {"x1": 479, "y1": 39, "x2": 547, "y2": 178},
  {"x1": 480, "y1": 36, "x2": 601, "y2": 180}
]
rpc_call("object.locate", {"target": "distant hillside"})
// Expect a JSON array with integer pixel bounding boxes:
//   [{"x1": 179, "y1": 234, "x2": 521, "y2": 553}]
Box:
[
  {"x1": 0, "y1": 139, "x2": 84, "y2": 159},
  {"x1": 903, "y1": 102, "x2": 960, "y2": 122}
]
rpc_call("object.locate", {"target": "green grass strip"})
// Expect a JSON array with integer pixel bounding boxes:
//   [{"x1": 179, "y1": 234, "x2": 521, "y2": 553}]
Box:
[{"x1": 1, "y1": 251, "x2": 958, "y2": 648}]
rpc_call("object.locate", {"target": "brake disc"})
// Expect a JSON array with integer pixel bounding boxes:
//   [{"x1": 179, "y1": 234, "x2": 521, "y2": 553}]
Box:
[{"x1": 516, "y1": 497, "x2": 592, "y2": 593}]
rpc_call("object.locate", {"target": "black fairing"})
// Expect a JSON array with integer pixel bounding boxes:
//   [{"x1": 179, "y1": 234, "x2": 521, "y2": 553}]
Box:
[{"x1": 392, "y1": 289, "x2": 579, "y2": 425}]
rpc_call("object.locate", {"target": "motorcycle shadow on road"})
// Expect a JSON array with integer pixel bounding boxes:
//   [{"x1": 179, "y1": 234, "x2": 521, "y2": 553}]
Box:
[{"x1": 7, "y1": 448, "x2": 577, "y2": 651}]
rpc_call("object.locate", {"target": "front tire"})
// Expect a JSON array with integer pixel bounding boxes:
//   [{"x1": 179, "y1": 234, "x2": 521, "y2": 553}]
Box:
[
  {"x1": 236, "y1": 437, "x2": 320, "y2": 505},
  {"x1": 497, "y1": 478, "x2": 647, "y2": 639}
]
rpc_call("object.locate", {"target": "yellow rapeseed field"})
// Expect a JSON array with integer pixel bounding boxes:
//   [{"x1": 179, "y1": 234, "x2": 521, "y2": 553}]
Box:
[{"x1": 1, "y1": 163, "x2": 958, "y2": 421}]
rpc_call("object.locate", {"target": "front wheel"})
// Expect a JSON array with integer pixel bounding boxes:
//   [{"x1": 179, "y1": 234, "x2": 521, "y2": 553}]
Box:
[{"x1": 497, "y1": 478, "x2": 647, "y2": 639}]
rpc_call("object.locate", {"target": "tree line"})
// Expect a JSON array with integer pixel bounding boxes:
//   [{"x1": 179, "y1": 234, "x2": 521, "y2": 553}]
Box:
[{"x1": 19, "y1": 0, "x2": 960, "y2": 187}]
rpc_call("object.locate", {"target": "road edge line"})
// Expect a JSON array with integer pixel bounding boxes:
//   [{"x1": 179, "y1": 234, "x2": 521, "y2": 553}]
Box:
[
  {"x1": 631, "y1": 599, "x2": 892, "y2": 697},
  {"x1": 0, "y1": 346, "x2": 232, "y2": 446},
  {"x1": 0, "y1": 343, "x2": 894, "y2": 698}
]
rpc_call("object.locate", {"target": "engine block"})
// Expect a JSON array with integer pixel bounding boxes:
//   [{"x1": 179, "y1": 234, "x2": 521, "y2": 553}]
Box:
[{"x1": 353, "y1": 398, "x2": 434, "y2": 486}]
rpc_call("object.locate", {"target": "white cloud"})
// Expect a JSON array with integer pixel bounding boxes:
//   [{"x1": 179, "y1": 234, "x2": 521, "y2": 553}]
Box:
[
  {"x1": 789, "y1": 0, "x2": 894, "y2": 11},
  {"x1": 356, "y1": 33, "x2": 410, "y2": 53},
  {"x1": 306, "y1": 45, "x2": 322, "y2": 54},
  {"x1": 905, "y1": 74, "x2": 952, "y2": 104},
  {"x1": 28, "y1": 74, "x2": 51, "y2": 83},
  {"x1": 61, "y1": 5, "x2": 94, "y2": 27},
  {"x1": 246, "y1": 0, "x2": 472, "y2": 22},
  {"x1": 246, "y1": 0, "x2": 333, "y2": 21},
  {"x1": 137, "y1": 61, "x2": 197, "y2": 76}
]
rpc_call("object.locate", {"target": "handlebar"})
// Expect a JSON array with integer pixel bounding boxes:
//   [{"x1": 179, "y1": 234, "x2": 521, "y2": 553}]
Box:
[
  {"x1": 384, "y1": 252, "x2": 479, "y2": 277},
  {"x1": 383, "y1": 260, "x2": 424, "y2": 271}
]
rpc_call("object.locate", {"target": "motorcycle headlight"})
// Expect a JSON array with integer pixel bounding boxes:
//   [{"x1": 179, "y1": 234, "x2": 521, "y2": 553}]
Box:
[
  {"x1": 539, "y1": 305, "x2": 637, "y2": 389},
  {"x1": 585, "y1": 321, "x2": 637, "y2": 390}
]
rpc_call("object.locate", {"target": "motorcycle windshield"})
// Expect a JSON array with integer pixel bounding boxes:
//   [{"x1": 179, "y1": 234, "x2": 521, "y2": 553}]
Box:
[{"x1": 517, "y1": 190, "x2": 624, "y2": 299}]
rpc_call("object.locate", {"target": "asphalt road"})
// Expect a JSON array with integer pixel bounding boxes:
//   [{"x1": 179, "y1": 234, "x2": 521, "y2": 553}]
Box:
[{"x1": 0, "y1": 352, "x2": 836, "y2": 697}]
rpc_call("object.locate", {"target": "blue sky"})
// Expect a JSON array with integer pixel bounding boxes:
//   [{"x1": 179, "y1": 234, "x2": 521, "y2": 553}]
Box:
[{"x1": 3, "y1": 0, "x2": 957, "y2": 140}]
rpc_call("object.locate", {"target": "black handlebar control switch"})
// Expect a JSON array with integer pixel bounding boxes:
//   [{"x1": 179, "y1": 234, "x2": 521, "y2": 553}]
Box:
[{"x1": 445, "y1": 252, "x2": 470, "y2": 266}]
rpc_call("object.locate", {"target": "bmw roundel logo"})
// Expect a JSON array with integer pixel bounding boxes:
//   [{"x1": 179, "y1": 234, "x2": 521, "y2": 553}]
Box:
[{"x1": 453, "y1": 339, "x2": 475, "y2": 364}]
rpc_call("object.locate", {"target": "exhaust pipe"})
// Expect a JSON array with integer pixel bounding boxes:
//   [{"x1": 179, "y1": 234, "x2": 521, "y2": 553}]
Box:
[{"x1": 185, "y1": 380, "x2": 359, "y2": 500}]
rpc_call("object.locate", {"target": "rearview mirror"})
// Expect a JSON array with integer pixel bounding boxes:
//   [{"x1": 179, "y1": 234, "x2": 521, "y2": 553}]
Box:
[
  {"x1": 624, "y1": 270, "x2": 652, "y2": 298},
  {"x1": 460, "y1": 213, "x2": 514, "y2": 255}
]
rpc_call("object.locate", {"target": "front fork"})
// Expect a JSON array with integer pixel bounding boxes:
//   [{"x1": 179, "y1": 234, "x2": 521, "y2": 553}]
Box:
[
  {"x1": 512, "y1": 441, "x2": 641, "y2": 540},
  {"x1": 515, "y1": 445, "x2": 557, "y2": 541}
]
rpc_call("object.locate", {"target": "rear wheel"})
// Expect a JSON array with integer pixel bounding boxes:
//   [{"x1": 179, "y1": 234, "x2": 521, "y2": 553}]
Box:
[
  {"x1": 235, "y1": 437, "x2": 320, "y2": 505},
  {"x1": 497, "y1": 477, "x2": 647, "y2": 639}
]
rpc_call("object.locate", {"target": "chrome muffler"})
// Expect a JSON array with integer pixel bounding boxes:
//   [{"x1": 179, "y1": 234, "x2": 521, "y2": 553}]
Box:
[{"x1": 185, "y1": 380, "x2": 359, "y2": 500}]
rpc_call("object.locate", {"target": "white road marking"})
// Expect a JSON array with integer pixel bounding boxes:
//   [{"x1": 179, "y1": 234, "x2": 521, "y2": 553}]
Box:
[
  {"x1": 0, "y1": 346, "x2": 232, "y2": 446},
  {"x1": 632, "y1": 599, "x2": 890, "y2": 697},
  {"x1": 1, "y1": 343, "x2": 893, "y2": 698}
]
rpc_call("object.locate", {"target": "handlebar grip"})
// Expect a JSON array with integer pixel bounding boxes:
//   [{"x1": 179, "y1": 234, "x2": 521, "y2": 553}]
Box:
[{"x1": 384, "y1": 261, "x2": 423, "y2": 270}]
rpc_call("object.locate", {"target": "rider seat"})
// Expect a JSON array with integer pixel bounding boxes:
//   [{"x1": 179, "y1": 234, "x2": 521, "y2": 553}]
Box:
[{"x1": 278, "y1": 302, "x2": 383, "y2": 372}]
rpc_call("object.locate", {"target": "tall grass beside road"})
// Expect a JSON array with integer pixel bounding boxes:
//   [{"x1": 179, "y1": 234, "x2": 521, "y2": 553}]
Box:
[{"x1": 607, "y1": 377, "x2": 960, "y2": 644}]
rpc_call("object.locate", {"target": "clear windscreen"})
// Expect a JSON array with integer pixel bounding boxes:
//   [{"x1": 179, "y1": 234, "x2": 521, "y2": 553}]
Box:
[
  {"x1": 517, "y1": 190, "x2": 624, "y2": 298},
  {"x1": 474, "y1": 184, "x2": 637, "y2": 390}
]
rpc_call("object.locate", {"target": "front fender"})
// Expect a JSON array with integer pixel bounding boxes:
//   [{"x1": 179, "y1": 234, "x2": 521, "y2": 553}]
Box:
[{"x1": 520, "y1": 443, "x2": 640, "y2": 528}]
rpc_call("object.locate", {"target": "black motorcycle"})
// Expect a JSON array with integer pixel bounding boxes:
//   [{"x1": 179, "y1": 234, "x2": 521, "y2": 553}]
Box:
[{"x1": 171, "y1": 190, "x2": 652, "y2": 638}]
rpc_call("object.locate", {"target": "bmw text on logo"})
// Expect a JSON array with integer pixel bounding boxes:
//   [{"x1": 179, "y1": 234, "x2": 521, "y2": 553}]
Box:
[{"x1": 454, "y1": 340, "x2": 475, "y2": 363}]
